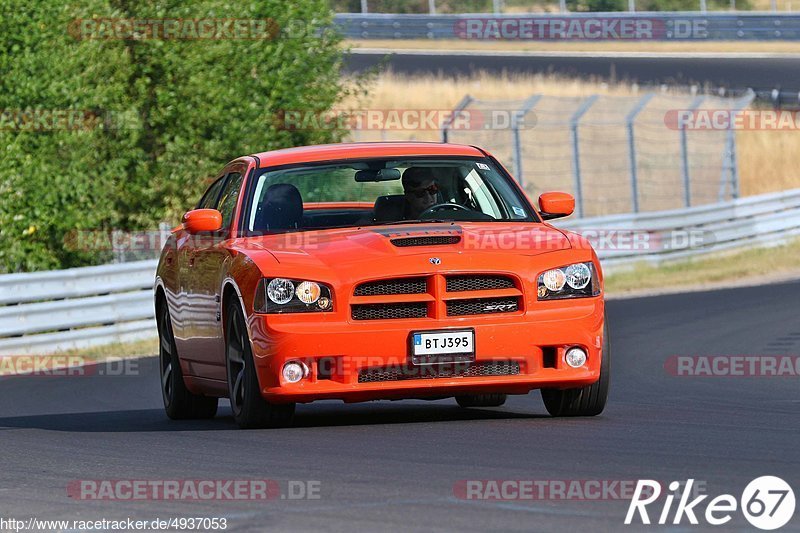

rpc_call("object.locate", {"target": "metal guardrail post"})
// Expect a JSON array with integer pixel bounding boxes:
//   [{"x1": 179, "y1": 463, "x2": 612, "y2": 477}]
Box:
[
  {"x1": 493, "y1": 0, "x2": 503, "y2": 14},
  {"x1": 559, "y1": 0, "x2": 567, "y2": 12},
  {"x1": 700, "y1": 0, "x2": 707, "y2": 12},
  {"x1": 569, "y1": 95, "x2": 599, "y2": 219},
  {"x1": 629, "y1": 0, "x2": 636, "y2": 12},
  {"x1": 681, "y1": 95, "x2": 705, "y2": 208},
  {"x1": 441, "y1": 95, "x2": 473, "y2": 143},
  {"x1": 733, "y1": 89, "x2": 755, "y2": 199},
  {"x1": 429, "y1": 0, "x2": 436, "y2": 15},
  {"x1": 511, "y1": 94, "x2": 542, "y2": 187},
  {"x1": 720, "y1": 128, "x2": 737, "y2": 202},
  {"x1": 720, "y1": 89, "x2": 755, "y2": 200},
  {"x1": 113, "y1": 230, "x2": 124, "y2": 263},
  {"x1": 626, "y1": 93, "x2": 655, "y2": 214},
  {"x1": 361, "y1": 0, "x2": 368, "y2": 14}
]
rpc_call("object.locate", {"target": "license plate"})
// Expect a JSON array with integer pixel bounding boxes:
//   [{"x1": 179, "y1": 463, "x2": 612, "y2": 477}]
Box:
[{"x1": 410, "y1": 329, "x2": 475, "y2": 365}]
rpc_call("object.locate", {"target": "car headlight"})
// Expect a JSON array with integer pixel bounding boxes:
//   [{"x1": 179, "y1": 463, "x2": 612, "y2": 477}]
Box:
[
  {"x1": 537, "y1": 262, "x2": 600, "y2": 300},
  {"x1": 254, "y1": 278, "x2": 333, "y2": 313}
]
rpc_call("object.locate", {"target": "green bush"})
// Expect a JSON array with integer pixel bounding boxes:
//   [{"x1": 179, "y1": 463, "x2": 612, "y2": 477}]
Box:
[{"x1": 0, "y1": 0, "x2": 350, "y2": 272}]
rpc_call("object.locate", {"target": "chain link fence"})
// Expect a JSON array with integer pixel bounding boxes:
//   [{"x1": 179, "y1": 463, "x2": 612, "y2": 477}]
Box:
[{"x1": 438, "y1": 91, "x2": 755, "y2": 217}]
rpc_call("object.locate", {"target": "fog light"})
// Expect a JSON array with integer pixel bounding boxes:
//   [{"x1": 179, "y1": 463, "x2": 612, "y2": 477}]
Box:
[
  {"x1": 282, "y1": 361, "x2": 308, "y2": 383},
  {"x1": 317, "y1": 296, "x2": 332, "y2": 311},
  {"x1": 565, "y1": 347, "x2": 587, "y2": 368}
]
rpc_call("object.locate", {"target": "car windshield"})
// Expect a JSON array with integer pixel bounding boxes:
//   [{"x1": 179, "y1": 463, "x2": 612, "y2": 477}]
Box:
[{"x1": 245, "y1": 156, "x2": 536, "y2": 233}]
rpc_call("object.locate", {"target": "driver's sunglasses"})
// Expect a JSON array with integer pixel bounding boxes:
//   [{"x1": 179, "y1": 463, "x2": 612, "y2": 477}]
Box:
[{"x1": 407, "y1": 184, "x2": 438, "y2": 198}]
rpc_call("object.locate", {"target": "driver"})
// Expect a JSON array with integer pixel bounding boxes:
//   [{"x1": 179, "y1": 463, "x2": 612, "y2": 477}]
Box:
[{"x1": 402, "y1": 167, "x2": 440, "y2": 219}]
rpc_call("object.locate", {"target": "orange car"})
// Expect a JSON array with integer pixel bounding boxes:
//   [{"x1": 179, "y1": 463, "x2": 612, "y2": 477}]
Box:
[{"x1": 154, "y1": 142, "x2": 608, "y2": 428}]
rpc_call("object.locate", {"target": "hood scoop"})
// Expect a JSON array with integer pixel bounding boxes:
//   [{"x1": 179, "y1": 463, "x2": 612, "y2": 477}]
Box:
[{"x1": 390, "y1": 235, "x2": 461, "y2": 247}]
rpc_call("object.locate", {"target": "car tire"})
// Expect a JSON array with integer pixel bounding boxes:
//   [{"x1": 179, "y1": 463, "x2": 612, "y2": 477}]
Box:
[
  {"x1": 541, "y1": 317, "x2": 610, "y2": 417},
  {"x1": 455, "y1": 393, "x2": 507, "y2": 408},
  {"x1": 157, "y1": 301, "x2": 218, "y2": 420},
  {"x1": 226, "y1": 300, "x2": 295, "y2": 429}
]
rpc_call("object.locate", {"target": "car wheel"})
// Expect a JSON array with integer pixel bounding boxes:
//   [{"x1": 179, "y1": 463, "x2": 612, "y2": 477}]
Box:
[
  {"x1": 226, "y1": 300, "x2": 295, "y2": 429},
  {"x1": 541, "y1": 317, "x2": 610, "y2": 417},
  {"x1": 157, "y1": 301, "x2": 218, "y2": 420},
  {"x1": 455, "y1": 393, "x2": 507, "y2": 408}
]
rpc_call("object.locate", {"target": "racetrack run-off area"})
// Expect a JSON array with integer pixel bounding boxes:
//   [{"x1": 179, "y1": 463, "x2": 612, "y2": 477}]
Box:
[
  {"x1": 345, "y1": 49, "x2": 800, "y2": 97},
  {"x1": 1, "y1": 281, "x2": 798, "y2": 530}
]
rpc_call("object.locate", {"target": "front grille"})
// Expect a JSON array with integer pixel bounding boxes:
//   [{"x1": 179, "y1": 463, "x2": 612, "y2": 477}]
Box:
[
  {"x1": 352, "y1": 302, "x2": 428, "y2": 320},
  {"x1": 358, "y1": 361, "x2": 521, "y2": 383},
  {"x1": 446, "y1": 297, "x2": 519, "y2": 317},
  {"x1": 390, "y1": 236, "x2": 461, "y2": 247},
  {"x1": 446, "y1": 275, "x2": 515, "y2": 292},
  {"x1": 354, "y1": 278, "x2": 427, "y2": 296}
]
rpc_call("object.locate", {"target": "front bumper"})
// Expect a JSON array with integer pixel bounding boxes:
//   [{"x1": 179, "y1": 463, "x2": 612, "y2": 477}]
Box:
[{"x1": 247, "y1": 297, "x2": 605, "y2": 403}]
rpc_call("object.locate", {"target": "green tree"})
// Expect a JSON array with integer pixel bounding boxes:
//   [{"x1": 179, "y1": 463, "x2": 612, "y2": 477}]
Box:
[{"x1": 0, "y1": 0, "x2": 351, "y2": 272}]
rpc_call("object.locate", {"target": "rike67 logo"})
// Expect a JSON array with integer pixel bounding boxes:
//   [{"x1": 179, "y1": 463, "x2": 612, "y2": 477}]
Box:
[{"x1": 626, "y1": 477, "x2": 795, "y2": 530}]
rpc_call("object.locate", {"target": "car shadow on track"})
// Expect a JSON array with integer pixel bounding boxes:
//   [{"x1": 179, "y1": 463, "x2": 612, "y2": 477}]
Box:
[
  {"x1": 288, "y1": 401, "x2": 548, "y2": 428},
  {"x1": 0, "y1": 401, "x2": 547, "y2": 432}
]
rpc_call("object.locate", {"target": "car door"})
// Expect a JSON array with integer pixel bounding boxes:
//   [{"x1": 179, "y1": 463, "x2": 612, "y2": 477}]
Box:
[
  {"x1": 184, "y1": 166, "x2": 246, "y2": 380},
  {"x1": 172, "y1": 174, "x2": 227, "y2": 354}
]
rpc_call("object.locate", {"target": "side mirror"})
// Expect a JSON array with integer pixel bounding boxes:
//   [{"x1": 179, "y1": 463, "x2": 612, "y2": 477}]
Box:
[
  {"x1": 538, "y1": 192, "x2": 575, "y2": 220},
  {"x1": 183, "y1": 209, "x2": 223, "y2": 234}
]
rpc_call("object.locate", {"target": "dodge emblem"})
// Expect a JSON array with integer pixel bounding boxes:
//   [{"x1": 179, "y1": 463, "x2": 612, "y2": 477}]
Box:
[{"x1": 429, "y1": 257, "x2": 441, "y2": 265}]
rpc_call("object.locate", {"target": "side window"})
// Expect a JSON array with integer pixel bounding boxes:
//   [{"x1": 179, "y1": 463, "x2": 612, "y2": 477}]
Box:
[
  {"x1": 197, "y1": 177, "x2": 226, "y2": 209},
  {"x1": 217, "y1": 173, "x2": 244, "y2": 229},
  {"x1": 464, "y1": 169, "x2": 502, "y2": 219}
]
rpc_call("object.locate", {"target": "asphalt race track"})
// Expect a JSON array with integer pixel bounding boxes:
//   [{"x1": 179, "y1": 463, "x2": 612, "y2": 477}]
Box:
[
  {"x1": 345, "y1": 49, "x2": 800, "y2": 98},
  {"x1": 1, "y1": 281, "x2": 799, "y2": 531}
]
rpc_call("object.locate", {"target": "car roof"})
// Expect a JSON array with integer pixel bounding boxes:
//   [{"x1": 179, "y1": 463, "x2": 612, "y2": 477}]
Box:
[{"x1": 249, "y1": 142, "x2": 486, "y2": 168}]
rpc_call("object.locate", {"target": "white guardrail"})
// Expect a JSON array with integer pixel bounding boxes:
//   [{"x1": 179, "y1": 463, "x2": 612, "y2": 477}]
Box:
[{"x1": 2, "y1": 187, "x2": 800, "y2": 355}]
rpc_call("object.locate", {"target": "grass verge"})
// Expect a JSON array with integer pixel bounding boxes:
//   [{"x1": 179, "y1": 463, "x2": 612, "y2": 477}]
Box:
[
  {"x1": 604, "y1": 238, "x2": 800, "y2": 295},
  {"x1": 0, "y1": 337, "x2": 158, "y2": 376},
  {"x1": 52, "y1": 337, "x2": 159, "y2": 360}
]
